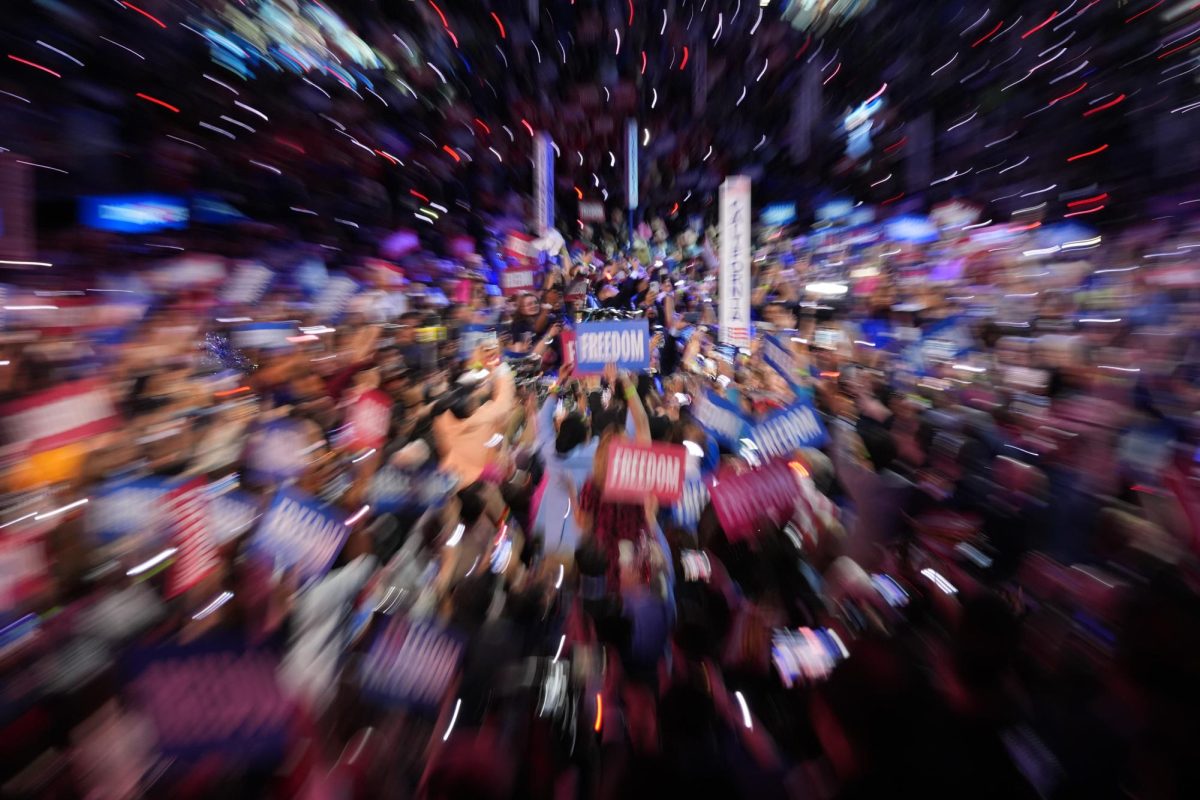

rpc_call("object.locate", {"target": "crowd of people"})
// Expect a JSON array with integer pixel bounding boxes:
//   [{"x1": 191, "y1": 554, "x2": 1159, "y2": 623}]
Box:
[{"x1": 1, "y1": 218, "x2": 1200, "y2": 800}]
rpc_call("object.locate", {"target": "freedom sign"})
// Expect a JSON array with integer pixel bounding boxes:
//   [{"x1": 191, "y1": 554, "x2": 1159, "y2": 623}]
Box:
[
  {"x1": 500, "y1": 266, "x2": 537, "y2": 296},
  {"x1": 604, "y1": 440, "x2": 687, "y2": 504},
  {"x1": 752, "y1": 400, "x2": 827, "y2": 460},
  {"x1": 251, "y1": 488, "x2": 348, "y2": 586},
  {"x1": 0, "y1": 379, "x2": 118, "y2": 454},
  {"x1": 691, "y1": 389, "x2": 750, "y2": 450},
  {"x1": 244, "y1": 419, "x2": 313, "y2": 484},
  {"x1": 124, "y1": 641, "x2": 292, "y2": 761},
  {"x1": 347, "y1": 389, "x2": 392, "y2": 451},
  {"x1": 573, "y1": 319, "x2": 651, "y2": 373},
  {"x1": 669, "y1": 479, "x2": 711, "y2": 533},
  {"x1": 367, "y1": 467, "x2": 457, "y2": 514},
  {"x1": 762, "y1": 332, "x2": 799, "y2": 384},
  {"x1": 708, "y1": 459, "x2": 799, "y2": 542},
  {"x1": 360, "y1": 617, "x2": 465, "y2": 713},
  {"x1": 165, "y1": 478, "x2": 221, "y2": 599},
  {"x1": 87, "y1": 477, "x2": 172, "y2": 545}
]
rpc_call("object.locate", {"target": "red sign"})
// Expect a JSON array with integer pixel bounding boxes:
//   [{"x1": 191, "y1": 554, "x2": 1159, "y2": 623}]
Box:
[
  {"x1": 603, "y1": 440, "x2": 687, "y2": 504},
  {"x1": 0, "y1": 379, "x2": 118, "y2": 454},
  {"x1": 708, "y1": 459, "x2": 798, "y2": 542},
  {"x1": 348, "y1": 389, "x2": 392, "y2": 451},
  {"x1": 502, "y1": 231, "x2": 539, "y2": 296},
  {"x1": 561, "y1": 329, "x2": 577, "y2": 371},
  {"x1": 500, "y1": 267, "x2": 537, "y2": 296},
  {"x1": 165, "y1": 478, "x2": 220, "y2": 598}
]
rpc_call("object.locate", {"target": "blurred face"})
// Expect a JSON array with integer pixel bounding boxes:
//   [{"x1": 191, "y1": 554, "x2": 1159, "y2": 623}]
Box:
[{"x1": 519, "y1": 294, "x2": 537, "y2": 315}]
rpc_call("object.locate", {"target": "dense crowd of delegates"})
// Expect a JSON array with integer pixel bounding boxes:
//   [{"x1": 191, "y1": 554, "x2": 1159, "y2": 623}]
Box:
[{"x1": 1, "y1": 235, "x2": 1200, "y2": 800}]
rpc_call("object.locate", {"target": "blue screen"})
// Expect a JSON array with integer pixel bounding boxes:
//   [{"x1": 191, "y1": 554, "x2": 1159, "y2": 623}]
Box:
[{"x1": 80, "y1": 194, "x2": 189, "y2": 234}]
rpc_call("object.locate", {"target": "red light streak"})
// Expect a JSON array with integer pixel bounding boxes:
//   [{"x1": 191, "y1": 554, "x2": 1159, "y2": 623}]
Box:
[
  {"x1": 795, "y1": 36, "x2": 811, "y2": 60},
  {"x1": 594, "y1": 694, "x2": 603, "y2": 732},
  {"x1": 427, "y1": 1, "x2": 449, "y2": 28},
  {"x1": 1067, "y1": 192, "x2": 1108, "y2": 207},
  {"x1": 641, "y1": 50, "x2": 647, "y2": 74},
  {"x1": 1064, "y1": 204, "x2": 1105, "y2": 217},
  {"x1": 136, "y1": 93, "x2": 179, "y2": 112},
  {"x1": 680, "y1": 46, "x2": 689, "y2": 70},
  {"x1": 1083, "y1": 94, "x2": 1126, "y2": 115},
  {"x1": 521, "y1": 118, "x2": 535, "y2": 136},
  {"x1": 865, "y1": 83, "x2": 888, "y2": 104},
  {"x1": 881, "y1": 192, "x2": 905, "y2": 206},
  {"x1": 574, "y1": 186, "x2": 583, "y2": 200},
  {"x1": 490, "y1": 12, "x2": 505, "y2": 39},
  {"x1": 1067, "y1": 143, "x2": 1109, "y2": 161},
  {"x1": 441, "y1": 145, "x2": 460, "y2": 162},
  {"x1": 884, "y1": 136, "x2": 908, "y2": 153},
  {"x1": 1125, "y1": 1, "x2": 1164, "y2": 23},
  {"x1": 446, "y1": 29, "x2": 459, "y2": 48},
  {"x1": 277, "y1": 137, "x2": 305, "y2": 153},
  {"x1": 628, "y1": 0, "x2": 634, "y2": 26},
  {"x1": 1012, "y1": 221, "x2": 1042, "y2": 231},
  {"x1": 1158, "y1": 33, "x2": 1200, "y2": 59},
  {"x1": 1021, "y1": 11, "x2": 1058, "y2": 39},
  {"x1": 376, "y1": 150, "x2": 399, "y2": 164},
  {"x1": 1049, "y1": 82, "x2": 1086, "y2": 105},
  {"x1": 822, "y1": 62, "x2": 841, "y2": 85},
  {"x1": 121, "y1": 2, "x2": 167, "y2": 29},
  {"x1": 474, "y1": 118, "x2": 491, "y2": 134},
  {"x1": 972, "y1": 19, "x2": 1004, "y2": 47},
  {"x1": 670, "y1": 203, "x2": 679, "y2": 215},
  {"x1": 410, "y1": 189, "x2": 430, "y2": 202},
  {"x1": 7, "y1": 55, "x2": 61, "y2": 77}
]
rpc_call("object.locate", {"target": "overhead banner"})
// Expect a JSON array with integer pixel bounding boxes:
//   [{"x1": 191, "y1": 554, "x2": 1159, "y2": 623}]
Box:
[
  {"x1": 252, "y1": 488, "x2": 348, "y2": 585},
  {"x1": 719, "y1": 176, "x2": 752, "y2": 350},
  {"x1": 626, "y1": 119, "x2": 638, "y2": 212},
  {"x1": 752, "y1": 400, "x2": 828, "y2": 460},
  {"x1": 534, "y1": 132, "x2": 555, "y2": 235},
  {"x1": 572, "y1": 319, "x2": 651, "y2": 373},
  {"x1": 604, "y1": 440, "x2": 686, "y2": 504}
]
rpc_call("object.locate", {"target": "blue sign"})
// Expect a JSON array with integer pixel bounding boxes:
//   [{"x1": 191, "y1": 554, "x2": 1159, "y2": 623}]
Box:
[
  {"x1": 191, "y1": 194, "x2": 248, "y2": 225},
  {"x1": 573, "y1": 319, "x2": 651, "y2": 372},
  {"x1": 752, "y1": 400, "x2": 827, "y2": 460},
  {"x1": 123, "y1": 640, "x2": 291, "y2": 762},
  {"x1": 360, "y1": 617, "x2": 465, "y2": 713},
  {"x1": 87, "y1": 477, "x2": 172, "y2": 544},
  {"x1": 206, "y1": 488, "x2": 260, "y2": 545},
  {"x1": 669, "y1": 479, "x2": 710, "y2": 533},
  {"x1": 231, "y1": 321, "x2": 294, "y2": 351},
  {"x1": 367, "y1": 467, "x2": 457, "y2": 514},
  {"x1": 691, "y1": 389, "x2": 750, "y2": 450},
  {"x1": 80, "y1": 194, "x2": 188, "y2": 234},
  {"x1": 312, "y1": 275, "x2": 359, "y2": 322},
  {"x1": 761, "y1": 332, "x2": 799, "y2": 382},
  {"x1": 252, "y1": 488, "x2": 349, "y2": 586},
  {"x1": 761, "y1": 203, "x2": 797, "y2": 227},
  {"x1": 244, "y1": 418, "x2": 312, "y2": 485}
]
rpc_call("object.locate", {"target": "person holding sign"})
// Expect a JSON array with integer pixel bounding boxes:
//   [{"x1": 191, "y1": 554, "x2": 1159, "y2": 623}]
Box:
[{"x1": 432, "y1": 344, "x2": 515, "y2": 487}]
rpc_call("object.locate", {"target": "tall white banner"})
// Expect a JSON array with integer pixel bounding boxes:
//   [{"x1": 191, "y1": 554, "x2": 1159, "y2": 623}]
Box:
[
  {"x1": 626, "y1": 119, "x2": 638, "y2": 212},
  {"x1": 719, "y1": 176, "x2": 752, "y2": 349},
  {"x1": 534, "y1": 132, "x2": 554, "y2": 235}
]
